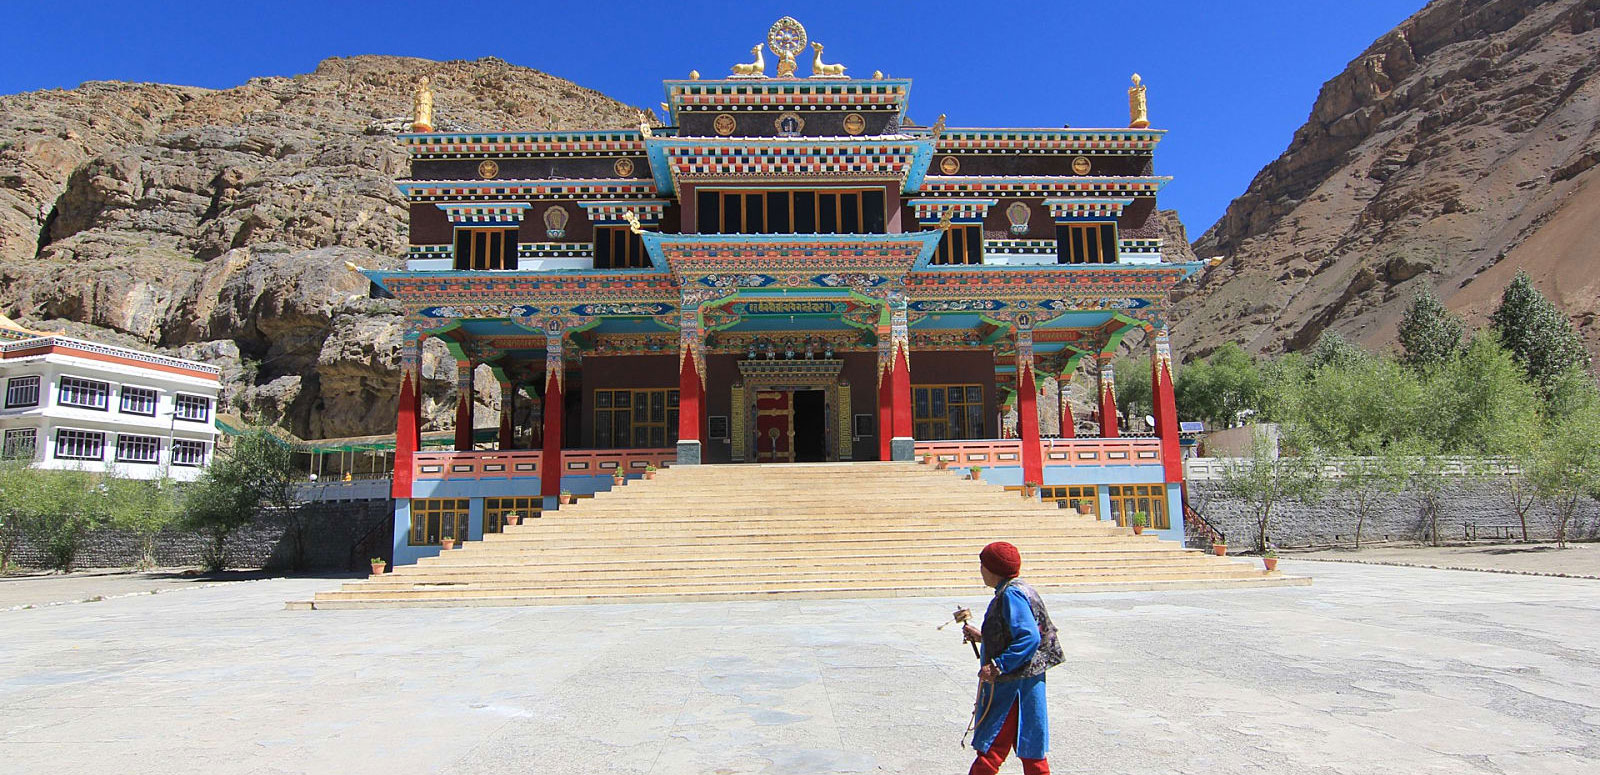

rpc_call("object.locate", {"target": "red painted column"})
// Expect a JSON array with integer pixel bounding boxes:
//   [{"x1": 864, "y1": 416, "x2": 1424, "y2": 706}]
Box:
[
  {"x1": 890, "y1": 345, "x2": 912, "y2": 450},
  {"x1": 1018, "y1": 362, "x2": 1043, "y2": 485},
  {"x1": 391, "y1": 345, "x2": 419, "y2": 500},
  {"x1": 678, "y1": 350, "x2": 701, "y2": 443},
  {"x1": 1097, "y1": 354, "x2": 1119, "y2": 438},
  {"x1": 1058, "y1": 379, "x2": 1076, "y2": 438},
  {"x1": 1152, "y1": 328, "x2": 1183, "y2": 485},
  {"x1": 454, "y1": 360, "x2": 474, "y2": 451},
  {"x1": 877, "y1": 366, "x2": 892, "y2": 461},
  {"x1": 540, "y1": 361, "x2": 564, "y2": 498},
  {"x1": 888, "y1": 296, "x2": 913, "y2": 460}
]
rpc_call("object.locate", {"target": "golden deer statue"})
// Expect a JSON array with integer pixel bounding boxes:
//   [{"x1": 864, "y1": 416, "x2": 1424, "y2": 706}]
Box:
[
  {"x1": 810, "y1": 42, "x2": 846, "y2": 78},
  {"x1": 731, "y1": 45, "x2": 766, "y2": 78}
]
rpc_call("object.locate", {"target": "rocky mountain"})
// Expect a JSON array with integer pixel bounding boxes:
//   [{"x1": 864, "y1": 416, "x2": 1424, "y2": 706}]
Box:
[
  {"x1": 0, "y1": 56, "x2": 642, "y2": 438},
  {"x1": 1178, "y1": 0, "x2": 1600, "y2": 362}
]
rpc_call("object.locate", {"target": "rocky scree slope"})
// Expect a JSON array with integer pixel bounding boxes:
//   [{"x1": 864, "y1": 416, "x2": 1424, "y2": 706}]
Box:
[
  {"x1": 1179, "y1": 0, "x2": 1600, "y2": 361},
  {"x1": 0, "y1": 55, "x2": 641, "y2": 438}
]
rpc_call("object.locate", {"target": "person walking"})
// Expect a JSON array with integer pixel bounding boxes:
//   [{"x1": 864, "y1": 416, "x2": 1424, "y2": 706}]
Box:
[{"x1": 961, "y1": 541, "x2": 1063, "y2": 775}]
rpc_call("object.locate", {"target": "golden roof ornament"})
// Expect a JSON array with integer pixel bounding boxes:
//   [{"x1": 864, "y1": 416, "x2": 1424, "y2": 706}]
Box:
[
  {"x1": 931, "y1": 113, "x2": 947, "y2": 139},
  {"x1": 689, "y1": 69, "x2": 700, "y2": 80},
  {"x1": 1128, "y1": 73, "x2": 1150, "y2": 129},
  {"x1": 412, "y1": 76, "x2": 434, "y2": 133},
  {"x1": 809, "y1": 42, "x2": 846, "y2": 78},
  {"x1": 936, "y1": 208, "x2": 954, "y2": 232},
  {"x1": 730, "y1": 44, "x2": 767, "y2": 78},
  {"x1": 623, "y1": 210, "x2": 644, "y2": 235},
  {"x1": 637, "y1": 111, "x2": 654, "y2": 139},
  {"x1": 872, "y1": 70, "x2": 884, "y2": 80},
  {"x1": 767, "y1": 16, "x2": 807, "y2": 78}
]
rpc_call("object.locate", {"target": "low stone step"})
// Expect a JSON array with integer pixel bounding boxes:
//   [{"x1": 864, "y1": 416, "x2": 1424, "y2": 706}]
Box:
[{"x1": 377, "y1": 559, "x2": 1239, "y2": 585}]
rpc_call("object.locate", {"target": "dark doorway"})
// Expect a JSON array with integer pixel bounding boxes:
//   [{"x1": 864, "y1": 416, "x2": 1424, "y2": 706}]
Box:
[{"x1": 793, "y1": 390, "x2": 828, "y2": 462}]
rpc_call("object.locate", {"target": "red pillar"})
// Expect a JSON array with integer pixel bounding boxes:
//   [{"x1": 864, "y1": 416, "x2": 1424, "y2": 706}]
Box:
[
  {"x1": 1097, "y1": 356, "x2": 1119, "y2": 438},
  {"x1": 540, "y1": 366, "x2": 563, "y2": 498},
  {"x1": 392, "y1": 366, "x2": 418, "y2": 499},
  {"x1": 877, "y1": 367, "x2": 892, "y2": 461},
  {"x1": 1152, "y1": 329, "x2": 1183, "y2": 485},
  {"x1": 890, "y1": 345, "x2": 912, "y2": 457},
  {"x1": 678, "y1": 352, "x2": 702, "y2": 443},
  {"x1": 1018, "y1": 362, "x2": 1043, "y2": 485},
  {"x1": 454, "y1": 360, "x2": 474, "y2": 451},
  {"x1": 1058, "y1": 380, "x2": 1076, "y2": 438}
]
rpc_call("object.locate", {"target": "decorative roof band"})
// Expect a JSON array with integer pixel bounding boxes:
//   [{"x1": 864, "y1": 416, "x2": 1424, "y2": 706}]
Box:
[
  {"x1": 1044, "y1": 197, "x2": 1137, "y2": 221},
  {"x1": 579, "y1": 200, "x2": 669, "y2": 225},
  {"x1": 398, "y1": 179, "x2": 659, "y2": 201},
  {"x1": 436, "y1": 202, "x2": 533, "y2": 224},
  {"x1": 907, "y1": 198, "x2": 998, "y2": 224}
]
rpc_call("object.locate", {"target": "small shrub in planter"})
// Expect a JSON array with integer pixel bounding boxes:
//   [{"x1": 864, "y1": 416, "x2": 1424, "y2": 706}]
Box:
[
  {"x1": 968, "y1": 466, "x2": 982, "y2": 481},
  {"x1": 1130, "y1": 511, "x2": 1148, "y2": 535},
  {"x1": 935, "y1": 457, "x2": 949, "y2": 470},
  {"x1": 369, "y1": 557, "x2": 386, "y2": 575},
  {"x1": 505, "y1": 512, "x2": 522, "y2": 527},
  {"x1": 1212, "y1": 541, "x2": 1228, "y2": 557},
  {"x1": 560, "y1": 491, "x2": 576, "y2": 505},
  {"x1": 1022, "y1": 481, "x2": 1040, "y2": 498},
  {"x1": 440, "y1": 537, "x2": 457, "y2": 550},
  {"x1": 644, "y1": 464, "x2": 658, "y2": 480},
  {"x1": 921, "y1": 453, "x2": 932, "y2": 465},
  {"x1": 1262, "y1": 547, "x2": 1279, "y2": 572},
  {"x1": 612, "y1": 472, "x2": 627, "y2": 486}
]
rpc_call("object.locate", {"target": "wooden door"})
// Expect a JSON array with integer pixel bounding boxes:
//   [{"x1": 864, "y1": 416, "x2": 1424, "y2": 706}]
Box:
[{"x1": 755, "y1": 391, "x2": 793, "y2": 462}]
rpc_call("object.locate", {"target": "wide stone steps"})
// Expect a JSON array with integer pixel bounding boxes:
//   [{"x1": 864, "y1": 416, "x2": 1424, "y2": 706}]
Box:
[{"x1": 303, "y1": 462, "x2": 1306, "y2": 609}]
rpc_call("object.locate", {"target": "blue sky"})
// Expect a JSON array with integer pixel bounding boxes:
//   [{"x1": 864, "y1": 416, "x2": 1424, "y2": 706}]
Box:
[{"x1": 0, "y1": 0, "x2": 1422, "y2": 237}]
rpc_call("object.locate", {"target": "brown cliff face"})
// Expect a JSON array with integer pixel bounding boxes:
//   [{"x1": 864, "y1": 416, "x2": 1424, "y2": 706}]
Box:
[
  {"x1": 1180, "y1": 0, "x2": 1600, "y2": 361},
  {"x1": 0, "y1": 55, "x2": 642, "y2": 437}
]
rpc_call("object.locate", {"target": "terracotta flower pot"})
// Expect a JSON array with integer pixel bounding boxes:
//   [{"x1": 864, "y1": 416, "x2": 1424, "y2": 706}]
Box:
[
  {"x1": 1263, "y1": 557, "x2": 1278, "y2": 572},
  {"x1": 565, "y1": 495, "x2": 577, "y2": 505},
  {"x1": 441, "y1": 538, "x2": 457, "y2": 550},
  {"x1": 644, "y1": 471, "x2": 656, "y2": 480},
  {"x1": 1212, "y1": 543, "x2": 1227, "y2": 557},
  {"x1": 935, "y1": 460, "x2": 949, "y2": 470},
  {"x1": 1132, "y1": 525, "x2": 1144, "y2": 535},
  {"x1": 370, "y1": 562, "x2": 385, "y2": 576}
]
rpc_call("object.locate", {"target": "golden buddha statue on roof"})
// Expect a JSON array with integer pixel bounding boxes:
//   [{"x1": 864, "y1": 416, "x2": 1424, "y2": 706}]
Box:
[
  {"x1": 1128, "y1": 73, "x2": 1150, "y2": 129},
  {"x1": 412, "y1": 76, "x2": 434, "y2": 133}
]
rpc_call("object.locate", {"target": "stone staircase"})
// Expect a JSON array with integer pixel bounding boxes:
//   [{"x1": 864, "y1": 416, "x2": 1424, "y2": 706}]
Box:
[{"x1": 302, "y1": 462, "x2": 1306, "y2": 609}]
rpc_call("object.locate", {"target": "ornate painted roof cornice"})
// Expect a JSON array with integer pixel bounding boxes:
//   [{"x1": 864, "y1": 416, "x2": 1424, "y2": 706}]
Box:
[
  {"x1": 395, "y1": 178, "x2": 660, "y2": 202},
  {"x1": 935, "y1": 128, "x2": 1165, "y2": 154},
  {"x1": 399, "y1": 130, "x2": 667, "y2": 159},
  {"x1": 662, "y1": 78, "x2": 911, "y2": 125},
  {"x1": 915, "y1": 176, "x2": 1171, "y2": 197},
  {"x1": 643, "y1": 136, "x2": 933, "y2": 196}
]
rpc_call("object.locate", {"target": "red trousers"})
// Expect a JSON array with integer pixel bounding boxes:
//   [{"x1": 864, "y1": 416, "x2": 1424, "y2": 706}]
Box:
[{"x1": 969, "y1": 702, "x2": 1049, "y2": 775}]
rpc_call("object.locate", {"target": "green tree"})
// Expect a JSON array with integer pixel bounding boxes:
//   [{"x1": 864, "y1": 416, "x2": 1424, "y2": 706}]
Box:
[
  {"x1": 1335, "y1": 449, "x2": 1410, "y2": 549},
  {"x1": 1530, "y1": 375, "x2": 1600, "y2": 548},
  {"x1": 1396, "y1": 438, "x2": 1450, "y2": 546},
  {"x1": 107, "y1": 475, "x2": 178, "y2": 570},
  {"x1": 1175, "y1": 343, "x2": 1264, "y2": 428},
  {"x1": 1114, "y1": 356, "x2": 1152, "y2": 428},
  {"x1": 182, "y1": 429, "x2": 297, "y2": 571},
  {"x1": 1423, "y1": 335, "x2": 1544, "y2": 456},
  {"x1": 1220, "y1": 425, "x2": 1326, "y2": 552},
  {"x1": 1307, "y1": 330, "x2": 1366, "y2": 371},
  {"x1": 1398, "y1": 288, "x2": 1465, "y2": 370},
  {"x1": 1490, "y1": 269, "x2": 1591, "y2": 393}
]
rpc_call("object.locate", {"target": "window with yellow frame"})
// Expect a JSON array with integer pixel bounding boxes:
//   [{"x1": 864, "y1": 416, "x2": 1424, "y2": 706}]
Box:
[
  {"x1": 912, "y1": 384, "x2": 983, "y2": 440},
  {"x1": 1107, "y1": 484, "x2": 1168, "y2": 529},
  {"x1": 594, "y1": 388, "x2": 679, "y2": 448},
  {"x1": 484, "y1": 496, "x2": 540, "y2": 534},
  {"x1": 1041, "y1": 485, "x2": 1099, "y2": 516},
  {"x1": 410, "y1": 498, "x2": 470, "y2": 545}
]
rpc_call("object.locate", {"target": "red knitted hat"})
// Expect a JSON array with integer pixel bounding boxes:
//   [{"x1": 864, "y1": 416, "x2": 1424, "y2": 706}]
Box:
[{"x1": 980, "y1": 541, "x2": 1021, "y2": 578}]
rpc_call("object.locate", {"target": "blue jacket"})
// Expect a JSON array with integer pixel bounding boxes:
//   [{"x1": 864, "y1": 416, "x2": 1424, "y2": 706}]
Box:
[{"x1": 972, "y1": 579, "x2": 1054, "y2": 758}]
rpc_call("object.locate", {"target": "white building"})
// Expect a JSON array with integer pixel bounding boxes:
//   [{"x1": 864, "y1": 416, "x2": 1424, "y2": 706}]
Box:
[{"x1": 0, "y1": 318, "x2": 222, "y2": 482}]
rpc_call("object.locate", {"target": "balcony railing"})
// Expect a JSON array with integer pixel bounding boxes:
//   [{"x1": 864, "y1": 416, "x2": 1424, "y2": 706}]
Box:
[
  {"x1": 411, "y1": 448, "x2": 676, "y2": 482},
  {"x1": 914, "y1": 437, "x2": 1163, "y2": 467}
]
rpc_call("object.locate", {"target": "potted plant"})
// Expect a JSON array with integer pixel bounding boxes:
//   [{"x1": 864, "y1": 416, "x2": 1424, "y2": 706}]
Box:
[
  {"x1": 440, "y1": 537, "x2": 457, "y2": 550},
  {"x1": 1262, "y1": 547, "x2": 1279, "y2": 572},
  {"x1": 968, "y1": 465, "x2": 982, "y2": 481},
  {"x1": 921, "y1": 453, "x2": 932, "y2": 465},
  {"x1": 1212, "y1": 541, "x2": 1228, "y2": 557},
  {"x1": 506, "y1": 512, "x2": 522, "y2": 527},
  {"x1": 1076, "y1": 501, "x2": 1095, "y2": 516},
  {"x1": 1021, "y1": 481, "x2": 1040, "y2": 498},
  {"x1": 369, "y1": 557, "x2": 386, "y2": 576},
  {"x1": 612, "y1": 471, "x2": 627, "y2": 487},
  {"x1": 560, "y1": 490, "x2": 576, "y2": 505},
  {"x1": 644, "y1": 464, "x2": 658, "y2": 480},
  {"x1": 1130, "y1": 511, "x2": 1147, "y2": 535},
  {"x1": 935, "y1": 457, "x2": 949, "y2": 470}
]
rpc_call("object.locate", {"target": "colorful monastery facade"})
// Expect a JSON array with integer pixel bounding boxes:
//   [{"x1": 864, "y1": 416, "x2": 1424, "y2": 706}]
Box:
[{"x1": 369, "y1": 18, "x2": 1199, "y2": 565}]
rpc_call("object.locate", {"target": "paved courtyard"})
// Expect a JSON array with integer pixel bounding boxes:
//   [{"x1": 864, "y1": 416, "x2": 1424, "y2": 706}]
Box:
[{"x1": 2, "y1": 562, "x2": 1597, "y2": 774}]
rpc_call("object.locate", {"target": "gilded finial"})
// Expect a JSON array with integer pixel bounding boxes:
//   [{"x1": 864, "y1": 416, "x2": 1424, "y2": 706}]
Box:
[
  {"x1": 637, "y1": 111, "x2": 653, "y2": 139},
  {"x1": 412, "y1": 76, "x2": 434, "y2": 133},
  {"x1": 931, "y1": 113, "x2": 946, "y2": 139},
  {"x1": 767, "y1": 16, "x2": 807, "y2": 78},
  {"x1": 1128, "y1": 73, "x2": 1149, "y2": 129},
  {"x1": 872, "y1": 70, "x2": 883, "y2": 80},
  {"x1": 936, "y1": 208, "x2": 953, "y2": 232},
  {"x1": 659, "y1": 102, "x2": 670, "y2": 114},
  {"x1": 689, "y1": 69, "x2": 700, "y2": 80},
  {"x1": 623, "y1": 210, "x2": 644, "y2": 235}
]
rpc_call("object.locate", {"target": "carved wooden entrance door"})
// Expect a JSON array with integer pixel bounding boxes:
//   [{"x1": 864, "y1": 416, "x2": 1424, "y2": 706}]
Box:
[{"x1": 754, "y1": 390, "x2": 793, "y2": 462}]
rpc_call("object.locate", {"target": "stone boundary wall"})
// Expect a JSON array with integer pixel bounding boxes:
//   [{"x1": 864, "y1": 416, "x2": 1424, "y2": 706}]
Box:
[
  {"x1": 1187, "y1": 480, "x2": 1600, "y2": 551},
  {"x1": 1, "y1": 500, "x2": 393, "y2": 571}
]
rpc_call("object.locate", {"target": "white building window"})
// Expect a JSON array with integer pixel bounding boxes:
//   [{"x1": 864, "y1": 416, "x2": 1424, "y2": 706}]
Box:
[
  {"x1": 3, "y1": 428, "x2": 37, "y2": 460},
  {"x1": 174, "y1": 394, "x2": 211, "y2": 423},
  {"x1": 115, "y1": 434, "x2": 160, "y2": 464},
  {"x1": 171, "y1": 439, "x2": 207, "y2": 467},
  {"x1": 55, "y1": 429, "x2": 105, "y2": 460},
  {"x1": 120, "y1": 386, "x2": 158, "y2": 416},
  {"x1": 5, "y1": 376, "x2": 40, "y2": 408},
  {"x1": 59, "y1": 377, "x2": 110, "y2": 410}
]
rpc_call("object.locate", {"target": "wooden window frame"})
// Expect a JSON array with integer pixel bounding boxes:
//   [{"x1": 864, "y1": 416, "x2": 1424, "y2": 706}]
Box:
[
  {"x1": 1041, "y1": 485, "x2": 1099, "y2": 516},
  {"x1": 410, "y1": 498, "x2": 471, "y2": 546},
  {"x1": 594, "y1": 388, "x2": 680, "y2": 448},
  {"x1": 454, "y1": 227, "x2": 518, "y2": 271},
  {"x1": 912, "y1": 384, "x2": 984, "y2": 440},
  {"x1": 1056, "y1": 222, "x2": 1119, "y2": 265},
  {"x1": 697, "y1": 188, "x2": 885, "y2": 235},
  {"x1": 484, "y1": 496, "x2": 540, "y2": 534},
  {"x1": 1108, "y1": 484, "x2": 1169, "y2": 529}
]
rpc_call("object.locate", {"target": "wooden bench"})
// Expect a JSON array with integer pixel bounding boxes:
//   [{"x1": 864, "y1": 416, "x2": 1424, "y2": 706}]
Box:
[{"x1": 1463, "y1": 522, "x2": 1521, "y2": 540}]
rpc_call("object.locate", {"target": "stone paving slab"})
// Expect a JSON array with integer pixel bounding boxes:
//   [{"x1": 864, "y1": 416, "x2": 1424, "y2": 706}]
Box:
[
  {"x1": 0, "y1": 561, "x2": 1596, "y2": 774},
  {"x1": 1296, "y1": 542, "x2": 1600, "y2": 578}
]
